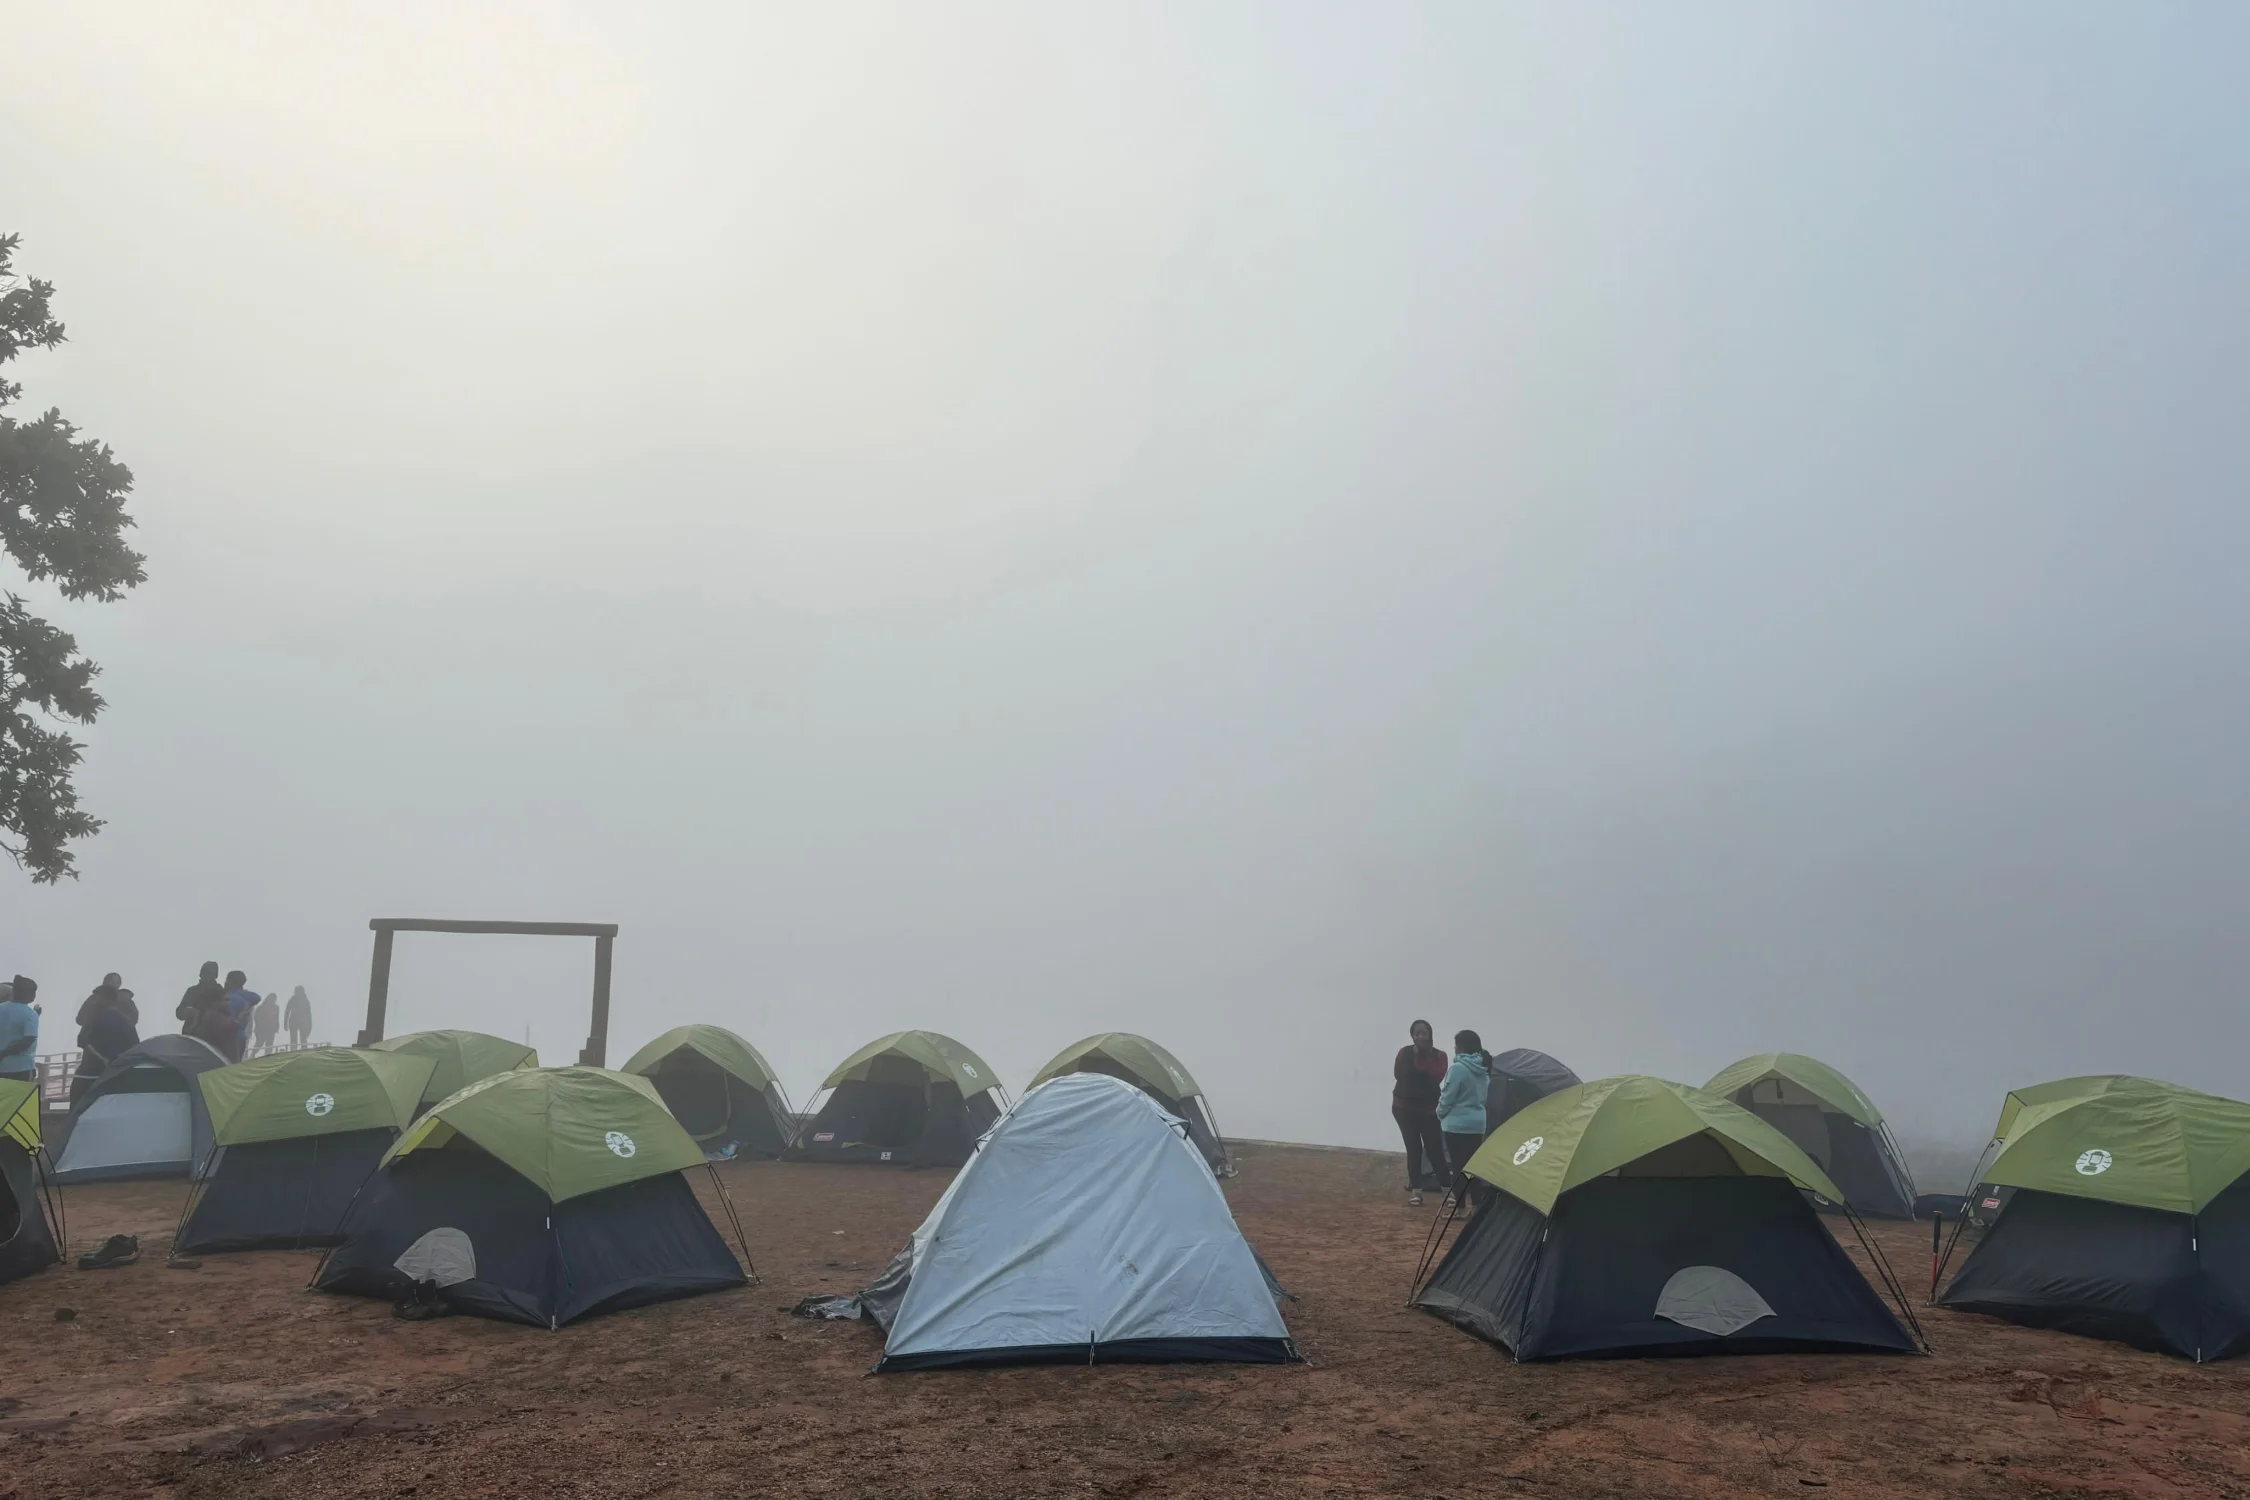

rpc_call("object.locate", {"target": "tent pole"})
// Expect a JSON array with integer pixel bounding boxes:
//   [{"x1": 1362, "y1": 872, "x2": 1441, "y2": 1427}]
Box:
[
  {"x1": 1407, "y1": 1192, "x2": 1463, "y2": 1304},
  {"x1": 36, "y1": 1146, "x2": 65, "y2": 1264},
  {"x1": 1931, "y1": 1206, "x2": 1973, "y2": 1303},
  {"x1": 1842, "y1": 1202, "x2": 1929, "y2": 1352},
  {"x1": 705, "y1": 1161, "x2": 757, "y2": 1283},
  {"x1": 166, "y1": 1149, "x2": 220, "y2": 1265}
]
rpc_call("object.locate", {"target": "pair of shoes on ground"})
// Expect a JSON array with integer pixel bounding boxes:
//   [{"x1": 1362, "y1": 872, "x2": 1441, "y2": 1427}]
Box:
[
  {"x1": 392, "y1": 1280, "x2": 453, "y2": 1322},
  {"x1": 77, "y1": 1234, "x2": 138, "y2": 1271}
]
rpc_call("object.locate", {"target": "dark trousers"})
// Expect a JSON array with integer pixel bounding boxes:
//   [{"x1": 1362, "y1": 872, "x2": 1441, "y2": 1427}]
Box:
[
  {"x1": 1392, "y1": 1103, "x2": 1447, "y2": 1190},
  {"x1": 1443, "y1": 1130, "x2": 1484, "y2": 1190}
]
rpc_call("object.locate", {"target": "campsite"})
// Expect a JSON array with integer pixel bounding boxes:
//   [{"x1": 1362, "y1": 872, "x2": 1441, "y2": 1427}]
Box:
[
  {"x1": 7, "y1": 1142, "x2": 2250, "y2": 1498},
  {"x1": 6, "y1": 5, "x2": 2249, "y2": 1496}
]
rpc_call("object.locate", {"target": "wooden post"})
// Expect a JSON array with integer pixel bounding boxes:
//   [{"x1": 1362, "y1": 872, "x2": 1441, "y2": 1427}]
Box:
[
  {"x1": 581, "y1": 932, "x2": 614, "y2": 1067},
  {"x1": 360, "y1": 919, "x2": 618, "y2": 1061},
  {"x1": 358, "y1": 927, "x2": 396, "y2": 1047}
]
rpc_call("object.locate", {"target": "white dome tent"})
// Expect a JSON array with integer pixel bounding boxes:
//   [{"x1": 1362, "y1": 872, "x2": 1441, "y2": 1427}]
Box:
[{"x1": 856, "y1": 1072, "x2": 1297, "y2": 1371}]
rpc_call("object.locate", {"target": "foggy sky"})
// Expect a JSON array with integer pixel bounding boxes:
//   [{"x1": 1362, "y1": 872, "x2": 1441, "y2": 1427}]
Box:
[{"x1": 3, "y1": 3, "x2": 2245, "y2": 1155}]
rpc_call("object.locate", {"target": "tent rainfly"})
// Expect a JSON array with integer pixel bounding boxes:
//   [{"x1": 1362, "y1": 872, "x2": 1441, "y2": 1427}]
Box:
[
  {"x1": 1938, "y1": 1078, "x2": 2250, "y2": 1360},
  {"x1": 1412, "y1": 1076, "x2": 1921, "y2": 1360},
  {"x1": 621, "y1": 1025, "x2": 795, "y2": 1160},
  {"x1": 1704, "y1": 1053, "x2": 1917, "y2": 1219},
  {"x1": 315, "y1": 1067, "x2": 749, "y2": 1327},
  {"x1": 1484, "y1": 1049, "x2": 1582, "y2": 1133},
  {"x1": 369, "y1": 1030, "x2": 538, "y2": 1112},
  {"x1": 0, "y1": 1079, "x2": 59, "y2": 1286},
  {"x1": 855, "y1": 1073, "x2": 1296, "y2": 1370},
  {"x1": 1027, "y1": 1033, "x2": 1229, "y2": 1172},
  {"x1": 52, "y1": 1035, "x2": 229, "y2": 1184},
  {"x1": 787, "y1": 1031, "x2": 1005, "y2": 1168},
  {"x1": 176, "y1": 1048, "x2": 438, "y2": 1254}
]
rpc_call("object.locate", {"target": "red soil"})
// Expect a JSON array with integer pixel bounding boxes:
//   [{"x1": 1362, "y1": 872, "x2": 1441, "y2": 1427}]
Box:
[{"x1": 5, "y1": 1142, "x2": 2249, "y2": 1498}]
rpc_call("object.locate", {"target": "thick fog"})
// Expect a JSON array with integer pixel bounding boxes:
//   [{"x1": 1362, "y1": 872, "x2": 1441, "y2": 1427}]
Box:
[{"x1": 3, "y1": 4, "x2": 2244, "y2": 1164}]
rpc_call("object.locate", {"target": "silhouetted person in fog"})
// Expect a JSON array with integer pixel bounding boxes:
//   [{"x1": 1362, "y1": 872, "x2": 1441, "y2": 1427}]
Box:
[
  {"x1": 74, "y1": 973, "x2": 138, "y2": 1104},
  {"x1": 284, "y1": 986, "x2": 312, "y2": 1050},
  {"x1": 178, "y1": 962, "x2": 225, "y2": 1030},
  {"x1": 179, "y1": 962, "x2": 239, "y2": 1059},
  {"x1": 253, "y1": 993, "x2": 279, "y2": 1056},
  {"x1": 223, "y1": 971, "x2": 257, "y2": 1044},
  {"x1": 1391, "y1": 1019, "x2": 1449, "y2": 1207}
]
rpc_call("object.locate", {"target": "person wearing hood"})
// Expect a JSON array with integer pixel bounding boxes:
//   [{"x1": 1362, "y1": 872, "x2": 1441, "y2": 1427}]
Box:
[{"x1": 1436, "y1": 1029, "x2": 1492, "y2": 1195}]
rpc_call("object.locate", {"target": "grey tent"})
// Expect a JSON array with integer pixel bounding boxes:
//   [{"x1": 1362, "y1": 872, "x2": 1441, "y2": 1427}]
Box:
[
  {"x1": 52, "y1": 1035, "x2": 227, "y2": 1184},
  {"x1": 1485, "y1": 1049, "x2": 1581, "y2": 1132},
  {"x1": 856, "y1": 1073, "x2": 1296, "y2": 1369}
]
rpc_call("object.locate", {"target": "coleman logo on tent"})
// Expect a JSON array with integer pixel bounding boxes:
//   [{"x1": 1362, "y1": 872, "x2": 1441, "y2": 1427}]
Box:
[
  {"x1": 605, "y1": 1131, "x2": 637, "y2": 1159},
  {"x1": 305, "y1": 1093, "x2": 335, "y2": 1117},
  {"x1": 1513, "y1": 1136, "x2": 1545, "y2": 1166},
  {"x1": 2075, "y1": 1148, "x2": 2113, "y2": 1176}
]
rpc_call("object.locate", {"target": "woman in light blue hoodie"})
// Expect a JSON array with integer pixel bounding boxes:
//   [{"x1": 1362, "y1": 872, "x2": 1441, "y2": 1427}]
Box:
[{"x1": 1435, "y1": 1029, "x2": 1491, "y2": 1196}]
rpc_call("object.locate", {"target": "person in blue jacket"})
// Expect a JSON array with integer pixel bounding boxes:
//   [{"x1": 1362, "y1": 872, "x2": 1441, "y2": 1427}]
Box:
[{"x1": 1435, "y1": 1029, "x2": 1491, "y2": 1197}]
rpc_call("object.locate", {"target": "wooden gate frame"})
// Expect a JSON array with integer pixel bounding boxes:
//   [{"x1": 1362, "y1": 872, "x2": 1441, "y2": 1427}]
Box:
[{"x1": 355, "y1": 918, "x2": 620, "y2": 1066}]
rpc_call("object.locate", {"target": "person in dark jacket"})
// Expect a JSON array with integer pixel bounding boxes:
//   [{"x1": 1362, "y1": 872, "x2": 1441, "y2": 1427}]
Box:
[
  {"x1": 1391, "y1": 1019, "x2": 1449, "y2": 1206},
  {"x1": 178, "y1": 962, "x2": 226, "y2": 1030},
  {"x1": 74, "y1": 979, "x2": 139, "y2": 1105},
  {"x1": 77, "y1": 973, "x2": 124, "y2": 1031},
  {"x1": 178, "y1": 962, "x2": 237, "y2": 1057}
]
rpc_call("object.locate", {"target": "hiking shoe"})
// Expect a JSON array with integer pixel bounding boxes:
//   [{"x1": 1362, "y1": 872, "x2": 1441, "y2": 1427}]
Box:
[
  {"x1": 77, "y1": 1234, "x2": 139, "y2": 1271},
  {"x1": 1408, "y1": 1190, "x2": 1425, "y2": 1208},
  {"x1": 392, "y1": 1281, "x2": 452, "y2": 1321}
]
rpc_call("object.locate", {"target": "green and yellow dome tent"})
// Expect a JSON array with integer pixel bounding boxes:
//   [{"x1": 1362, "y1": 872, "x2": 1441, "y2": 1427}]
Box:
[
  {"x1": 621, "y1": 1025, "x2": 796, "y2": 1160},
  {"x1": 369, "y1": 1030, "x2": 538, "y2": 1113},
  {"x1": 786, "y1": 1031, "x2": 1006, "y2": 1168},
  {"x1": 1937, "y1": 1077, "x2": 2250, "y2": 1360},
  {"x1": 1958, "y1": 1075, "x2": 2170, "y2": 1225},
  {"x1": 174, "y1": 1048, "x2": 437, "y2": 1255},
  {"x1": 1028, "y1": 1034, "x2": 1230, "y2": 1173},
  {"x1": 1704, "y1": 1053, "x2": 1917, "y2": 1218},
  {"x1": 314, "y1": 1067, "x2": 751, "y2": 1328},
  {"x1": 1411, "y1": 1076, "x2": 1922, "y2": 1360},
  {"x1": 0, "y1": 1078, "x2": 60, "y2": 1286}
]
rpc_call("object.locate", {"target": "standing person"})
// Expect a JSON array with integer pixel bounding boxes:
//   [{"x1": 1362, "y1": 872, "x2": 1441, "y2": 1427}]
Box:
[
  {"x1": 178, "y1": 962, "x2": 234, "y2": 1059},
  {"x1": 178, "y1": 962, "x2": 226, "y2": 1032},
  {"x1": 77, "y1": 972, "x2": 124, "y2": 1030},
  {"x1": 76, "y1": 970, "x2": 125, "y2": 1097},
  {"x1": 1391, "y1": 1019, "x2": 1449, "y2": 1208},
  {"x1": 252, "y1": 993, "x2": 280, "y2": 1056},
  {"x1": 223, "y1": 972, "x2": 257, "y2": 1037},
  {"x1": 283, "y1": 986, "x2": 313, "y2": 1051},
  {"x1": 0, "y1": 975, "x2": 40, "y2": 1084},
  {"x1": 1436, "y1": 1030, "x2": 1492, "y2": 1201},
  {"x1": 75, "y1": 983, "x2": 138, "y2": 1104}
]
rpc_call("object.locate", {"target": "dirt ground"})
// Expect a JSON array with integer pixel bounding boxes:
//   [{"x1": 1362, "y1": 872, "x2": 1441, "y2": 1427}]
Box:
[{"x1": 6, "y1": 1142, "x2": 2250, "y2": 1499}]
